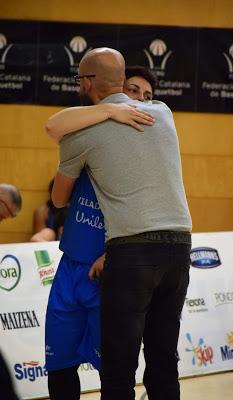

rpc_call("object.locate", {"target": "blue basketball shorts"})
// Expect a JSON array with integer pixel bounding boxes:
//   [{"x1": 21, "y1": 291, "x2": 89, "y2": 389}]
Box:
[{"x1": 45, "y1": 253, "x2": 101, "y2": 372}]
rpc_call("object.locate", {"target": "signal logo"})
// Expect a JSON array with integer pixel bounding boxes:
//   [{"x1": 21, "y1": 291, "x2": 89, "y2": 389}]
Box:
[{"x1": 14, "y1": 361, "x2": 47, "y2": 382}]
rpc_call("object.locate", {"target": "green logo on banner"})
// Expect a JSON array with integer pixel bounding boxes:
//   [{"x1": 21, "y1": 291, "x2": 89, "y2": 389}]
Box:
[
  {"x1": 34, "y1": 250, "x2": 55, "y2": 286},
  {"x1": 0, "y1": 255, "x2": 21, "y2": 291}
]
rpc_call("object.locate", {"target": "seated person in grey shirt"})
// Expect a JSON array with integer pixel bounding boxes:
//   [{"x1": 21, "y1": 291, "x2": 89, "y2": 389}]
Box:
[{"x1": 52, "y1": 48, "x2": 192, "y2": 400}]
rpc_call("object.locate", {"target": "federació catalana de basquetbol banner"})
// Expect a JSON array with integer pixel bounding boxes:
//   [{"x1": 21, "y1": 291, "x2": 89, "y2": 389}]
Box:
[{"x1": 0, "y1": 19, "x2": 232, "y2": 112}]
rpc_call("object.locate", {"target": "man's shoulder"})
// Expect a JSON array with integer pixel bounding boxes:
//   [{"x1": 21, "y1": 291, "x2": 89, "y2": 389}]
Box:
[
  {"x1": 148, "y1": 100, "x2": 171, "y2": 111},
  {"x1": 135, "y1": 100, "x2": 172, "y2": 118},
  {"x1": 60, "y1": 124, "x2": 99, "y2": 145}
]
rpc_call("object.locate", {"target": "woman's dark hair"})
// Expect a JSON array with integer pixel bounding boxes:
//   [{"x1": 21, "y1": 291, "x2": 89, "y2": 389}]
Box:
[{"x1": 125, "y1": 66, "x2": 157, "y2": 94}]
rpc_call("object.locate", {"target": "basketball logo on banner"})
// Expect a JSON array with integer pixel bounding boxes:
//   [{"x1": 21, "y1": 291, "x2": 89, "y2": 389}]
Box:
[
  {"x1": 0, "y1": 33, "x2": 12, "y2": 71},
  {"x1": 143, "y1": 38, "x2": 173, "y2": 77},
  {"x1": 223, "y1": 43, "x2": 233, "y2": 79},
  {"x1": 64, "y1": 35, "x2": 92, "y2": 73}
]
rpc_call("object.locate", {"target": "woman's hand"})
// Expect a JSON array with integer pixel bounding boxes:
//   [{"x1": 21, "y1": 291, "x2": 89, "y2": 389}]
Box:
[{"x1": 107, "y1": 103, "x2": 155, "y2": 132}]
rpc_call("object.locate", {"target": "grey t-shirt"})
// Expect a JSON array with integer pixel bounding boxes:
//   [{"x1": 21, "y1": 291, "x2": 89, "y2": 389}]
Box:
[{"x1": 59, "y1": 93, "x2": 192, "y2": 240}]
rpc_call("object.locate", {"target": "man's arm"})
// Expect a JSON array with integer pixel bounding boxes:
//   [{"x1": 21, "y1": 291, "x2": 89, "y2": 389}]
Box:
[
  {"x1": 46, "y1": 104, "x2": 155, "y2": 142},
  {"x1": 52, "y1": 131, "x2": 87, "y2": 207},
  {"x1": 52, "y1": 172, "x2": 76, "y2": 208}
]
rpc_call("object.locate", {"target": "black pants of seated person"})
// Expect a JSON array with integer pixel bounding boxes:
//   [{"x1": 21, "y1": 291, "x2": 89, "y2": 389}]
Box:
[
  {"x1": 48, "y1": 366, "x2": 80, "y2": 400},
  {"x1": 100, "y1": 237, "x2": 191, "y2": 400},
  {"x1": 0, "y1": 351, "x2": 19, "y2": 400}
]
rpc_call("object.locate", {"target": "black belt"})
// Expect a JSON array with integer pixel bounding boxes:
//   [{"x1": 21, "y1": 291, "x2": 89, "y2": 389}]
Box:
[{"x1": 107, "y1": 230, "x2": 191, "y2": 247}]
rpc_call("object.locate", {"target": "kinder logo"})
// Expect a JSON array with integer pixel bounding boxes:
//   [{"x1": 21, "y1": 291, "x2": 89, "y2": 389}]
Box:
[
  {"x1": 0, "y1": 254, "x2": 21, "y2": 291},
  {"x1": 215, "y1": 292, "x2": 233, "y2": 306},
  {"x1": 185, "y1": 297, "x2": 208, "y2": 313},
  {"x1": 220, "y1": 332, "x2": 233, "y2": 361},
  {"x1": 14, "y1": 361, "x2": 47, "y2": 382},
  {"x1": 190, "y1": 247, "x2": 221, "y2": 269},
  {"x1": 185, "y1": 333, "x2": 214, "y2": 366}
]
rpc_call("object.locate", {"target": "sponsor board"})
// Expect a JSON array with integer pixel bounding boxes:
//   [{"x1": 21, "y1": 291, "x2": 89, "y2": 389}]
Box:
[{"x1": 0, "y1": 20, "x2": 232, "y2": 112}]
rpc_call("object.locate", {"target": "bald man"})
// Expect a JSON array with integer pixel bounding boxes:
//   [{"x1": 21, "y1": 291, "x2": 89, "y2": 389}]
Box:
[
  {"x1": 0, "y1": 184, "x2": 22, "y2": 221},
  {"x1": 45, "y1": 68, "x2": 155, "y2": 400},
  {"x1": 53, "y1": 48, "x2": 192, "y2": 400}
]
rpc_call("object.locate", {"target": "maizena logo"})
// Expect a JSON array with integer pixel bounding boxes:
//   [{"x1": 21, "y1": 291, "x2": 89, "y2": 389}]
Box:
[
  {"x1": 0, "y1": 254, "x2": 21, "y2": 291},
  {"x1": 0, "y1": 310, "x2": 40, "y2": 330},
  {"x1": 190, "y1": 247, "x2": 221, "y2": 269}
]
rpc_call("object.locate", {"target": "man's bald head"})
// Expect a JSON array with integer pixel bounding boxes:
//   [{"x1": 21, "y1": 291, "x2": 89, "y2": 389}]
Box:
[
  {"x1": 0, "y1": 183, "x2": 22, "y2": 221},
  {"x1": 78, "y1": 47, "x2": 125, "y2": 103}
]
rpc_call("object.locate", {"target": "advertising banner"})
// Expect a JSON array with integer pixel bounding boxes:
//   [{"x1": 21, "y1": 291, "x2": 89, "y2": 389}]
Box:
[
  {"x1": 0, "y1": 232, "x2": 233, "y2": 399},
  {"x1": 0, "y1": 20, "x2": 37, "y2": 104},
  {"x1": 197, "y1": 28, "x2": 233, "y2": 113},
  {"x1": 119, "y1": 24, "x2": 197, "y2": 111},
  {"x1": 0, "y1": 19, "x2": 232, "y2": 113},
  {"x1": 37, "y1": 21, "x2": 119, "y2": 106}
]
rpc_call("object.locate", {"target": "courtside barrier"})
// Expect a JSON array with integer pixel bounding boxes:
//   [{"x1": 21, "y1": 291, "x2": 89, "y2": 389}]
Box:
[{"x1": 0, "y1": 232, "x2": 233, "y2": 399}]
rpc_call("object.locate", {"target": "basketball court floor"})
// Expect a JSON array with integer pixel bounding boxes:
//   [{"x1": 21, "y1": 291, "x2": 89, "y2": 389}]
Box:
[{"x1": 78, "y1": 371, "x2": 233, "y2": 399}]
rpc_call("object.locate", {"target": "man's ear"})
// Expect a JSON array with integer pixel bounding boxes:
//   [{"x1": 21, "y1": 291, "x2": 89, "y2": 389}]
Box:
[{"x1": 83, "y1": 76, "x2": 92, "y2": 92}]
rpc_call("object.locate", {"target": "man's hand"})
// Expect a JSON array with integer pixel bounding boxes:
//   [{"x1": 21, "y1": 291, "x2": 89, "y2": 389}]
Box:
[
  {"x1": 108, "y1": 103, "x2": 155, "y2": 132},
  {"x1": 88, "y1": 254, "x2": 106, "y2": 280}
]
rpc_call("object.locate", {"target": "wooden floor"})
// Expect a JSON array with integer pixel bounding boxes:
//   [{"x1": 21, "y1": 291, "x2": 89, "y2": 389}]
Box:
[{"x1": 79, "y1": 372, "x2": 233, "y2": 399}]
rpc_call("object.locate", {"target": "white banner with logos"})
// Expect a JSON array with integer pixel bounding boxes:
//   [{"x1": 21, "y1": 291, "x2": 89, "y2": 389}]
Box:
[{"x1": 0, "y1": 232, "x2": 233, "y2": 399}]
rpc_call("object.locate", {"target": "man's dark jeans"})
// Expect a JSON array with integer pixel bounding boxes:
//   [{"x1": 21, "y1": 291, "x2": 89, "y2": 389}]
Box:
[{"x1": 100, "y1": 233, "x2": 191, "y2": 400}]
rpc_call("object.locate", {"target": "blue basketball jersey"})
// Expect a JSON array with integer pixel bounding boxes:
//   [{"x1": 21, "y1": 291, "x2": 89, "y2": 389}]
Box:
[{"x1": 59, "y1": 168, "x2": 105, "y2": 264}]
